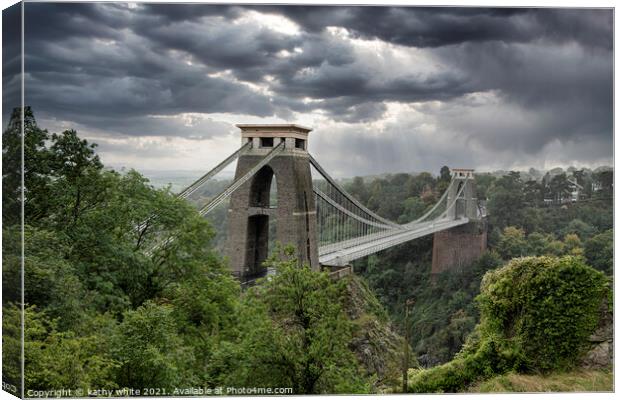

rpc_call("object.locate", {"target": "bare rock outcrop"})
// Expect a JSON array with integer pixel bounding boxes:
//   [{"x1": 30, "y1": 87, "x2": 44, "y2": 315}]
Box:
[
  {"x1": 340, "y1": 274, "x2": 409, "y2": 390},
  {"x1": 580, "y1": 300, "x2": 613, "y2": 369}
]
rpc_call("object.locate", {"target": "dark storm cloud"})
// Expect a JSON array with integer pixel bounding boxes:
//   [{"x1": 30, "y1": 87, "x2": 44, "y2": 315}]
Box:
[
  {"x1": 266, "y1": 6, "x2": 612, "y2": 50},
  {"x1": 273, "y1": 66, "x2": 475, "y2": 104},
  {"x1": 22, "y1": 3, "x2": 284, "y2": 130},
  {"x1": 15, "y1": 2, "x2": 613, "y2": 172},
  {"x1": 3, "y1": 2, "x2": 22, "y2": 125},
  {"x1": 24, "y1": 2, "x2": 125, "y2": 42},
  {"x1": 40, "y1": 113, "x2": 235, "y2": 141},
  {"x1": 431, "y1": 40, "x2": 613, "y2": 151},
  {"x1": 140, "y1": 3, "x2": 243, "y2": 22},
  {"x1": 327, "y1": 101, "x2": 388, "y2": 124}
]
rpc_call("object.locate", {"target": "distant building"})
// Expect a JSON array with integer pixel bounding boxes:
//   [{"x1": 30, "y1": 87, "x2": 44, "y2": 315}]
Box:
[{"x1": 567, "y1": 179, "x2": 583, "y2": 202}]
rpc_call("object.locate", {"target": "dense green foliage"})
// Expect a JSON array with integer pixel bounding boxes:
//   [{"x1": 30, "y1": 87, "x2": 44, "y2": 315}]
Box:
[
  {"x1": 212, "y1": 246, "x2": 369, "y2": 394},
  {"x1": 355, "y1": 250, "x2": 503, "y2": 367},
  {"x1": 584, "y1": 229, "x2": 614, "y2": 275},
  {"x1": 478, "y1": 257, "x2": 607, "y2": 371},
  {"x1": 484, "y1": 170, "x2": 613, "y2": 252},
  {"x1": 407, "y1": 256, "x2": 609, "y2": 393},
  {"x1": 344, "y1": 165, "x2": 612, "y2": 371}
]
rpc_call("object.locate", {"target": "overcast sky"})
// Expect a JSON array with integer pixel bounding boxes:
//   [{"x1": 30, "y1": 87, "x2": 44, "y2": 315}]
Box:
[{"x1": 5, "y1": 3, "x2": 614, "y2": 177}]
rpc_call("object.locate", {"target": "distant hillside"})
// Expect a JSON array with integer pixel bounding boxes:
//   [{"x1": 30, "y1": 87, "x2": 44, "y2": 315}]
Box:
[
  {"x1": 115, "y1": 168, "x2": 236, "y2": 192},
  {"x1": 119, "y1": 165, "x2": 613, "y2": 193},
  {"x1": 478, "y1": 165, "x2": 613, "y2": 183}
]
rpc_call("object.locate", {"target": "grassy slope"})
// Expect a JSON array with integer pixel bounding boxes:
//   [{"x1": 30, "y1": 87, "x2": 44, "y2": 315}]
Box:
[{"x1": 468, "y1": 369, "x2": 613, "y2": 393}]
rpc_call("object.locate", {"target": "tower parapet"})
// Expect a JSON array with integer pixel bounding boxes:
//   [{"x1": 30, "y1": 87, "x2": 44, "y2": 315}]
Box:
[
  {"x1": 450, "y1": 168, "x2": 475, "y2": 179},
  {"x1": 237, "y1": 124, "x2": 311, "y2": 155}
]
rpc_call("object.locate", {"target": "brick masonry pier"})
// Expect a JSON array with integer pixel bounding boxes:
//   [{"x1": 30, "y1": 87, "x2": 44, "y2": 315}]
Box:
[{"x1": 431, "y1": 219, "x2": 487, "y2": 275}]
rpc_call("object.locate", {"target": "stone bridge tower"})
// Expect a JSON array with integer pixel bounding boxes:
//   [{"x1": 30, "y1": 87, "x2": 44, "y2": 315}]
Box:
[
  {"x1": 226, "y1": 124, "x2": 319, "y2": 279},
  {"x1": 445, "y1": 168, "x2": 478, "y2": 220},
  {"x1": 432, "y1": 168, "x2": 487, "y2": 276}
]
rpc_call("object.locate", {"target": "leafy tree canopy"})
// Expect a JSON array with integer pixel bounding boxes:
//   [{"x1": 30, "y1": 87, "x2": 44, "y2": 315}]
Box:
[{"x1": 213, "y1": 246, "x2": 371, "y2": 394}]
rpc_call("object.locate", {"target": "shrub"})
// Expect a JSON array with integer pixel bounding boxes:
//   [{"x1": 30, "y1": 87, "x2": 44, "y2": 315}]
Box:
[{"x1": 409, "y1": 256, "x2": 608, "y2": 393}]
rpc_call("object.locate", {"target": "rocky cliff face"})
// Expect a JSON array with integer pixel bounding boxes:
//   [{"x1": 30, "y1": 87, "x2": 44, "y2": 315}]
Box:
[
  {"x1": 339, "y1": 275, "x2": 409, "y2": 391},
  {"x1": 580, "y1": 300, "x2": 613, "y2": 370}
]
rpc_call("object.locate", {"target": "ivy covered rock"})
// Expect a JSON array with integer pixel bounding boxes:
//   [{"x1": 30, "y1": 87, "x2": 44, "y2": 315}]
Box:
[
  {"x1": 409, "y1": 256, "x2": 609, "y2": 393},
  {"x1": 477, "y1": 256, "x2": 608, "y2": 371}
]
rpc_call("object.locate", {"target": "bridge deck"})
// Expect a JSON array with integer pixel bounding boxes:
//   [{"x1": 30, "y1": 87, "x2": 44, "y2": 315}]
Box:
[{"x1": 318, "y1": 217, "x2": 470, "y2": 266}]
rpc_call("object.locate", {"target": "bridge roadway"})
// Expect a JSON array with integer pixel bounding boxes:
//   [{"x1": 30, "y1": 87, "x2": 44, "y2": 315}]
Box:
[{"x1": 318, "y1": 217, "x2": 470, "y2": 266}]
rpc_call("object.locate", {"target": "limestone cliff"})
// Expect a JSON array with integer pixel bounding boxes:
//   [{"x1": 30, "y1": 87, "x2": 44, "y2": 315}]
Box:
[{"x1": 339, "y1": 274, "x2": 410, "y2": 391}]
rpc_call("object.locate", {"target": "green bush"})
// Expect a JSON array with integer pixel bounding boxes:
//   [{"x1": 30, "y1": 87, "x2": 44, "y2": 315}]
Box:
[{"x1": 409, "y1": 256, "x2": 608, "y2": 393}]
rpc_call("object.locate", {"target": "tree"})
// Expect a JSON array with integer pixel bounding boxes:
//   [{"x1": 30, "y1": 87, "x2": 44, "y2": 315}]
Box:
[
  {"x1": 496, "y1": 227, "x2": 527, "y2": 260},
  {"x1": 20, "y1": 227, "x2": 85, "y2": 329},
  {"x1": 398, "y1": 197, "x2": 429, "y2": 224},
  {"x1": 584, "y1": 230, "x2": 613, "y2": 275},
  {"x1": 2, "y1": 107, "x2": 53, "y2": 225},
  {"x1": 573, "y1": 169, "x2": 592, "y2": 199},
  {"x1": 523, "y1": 180, "x2": 543, "y2": 205},
  {"x1": 563, "y1": 233, "x2": 583, "y2": 256},
  {"x1": 437, "y1": 166, "x2": 451, "y2": 193},
  {"x1": 562, "y1": 219, "x2": 596, "y2": 240},
  {"x1": 439, "y1": 166, "x2": 451, "y2": 182},
  {"x1": 473, "y1": 174, "x2": 496, "y2": 201},
  {"x1": 366, "y1": 180, "x2": 385, "y2": 212},
  {"x1": 593, "y1": 170, "x2": 613, "y2": 195},
  {"x1": 214, "y1": 246, "x2": 370, "y2": 394},
  {"x1": 30, "y1": 164, "x2": 232, "y2": 313},
  {"x1": 520, "y1": 207, "x2": 542, "y2": 234},
  {"x1": 526, "y1": 232, "x2": 551, "y2": 256},
  {"x1": 406, "y1": 172, "x2": 435, "y2": 198},
  {"x1": 544, "y1": 239, "x2": 566, "y2": 257},
  {"x1": 45, "y1": 129, "x2": 104, "y2": 227},
  {"x1": 420, "y1": 185, "x2": 437, "y2": 205},
  {"x1": 113, "y1": 301, "x2": 195, "y2": 389},
  {"x1": 1, "y1": 112, "x2": 106, "y2": 228},
  {"x1": 24, "y1": 306, "x2": 119, "y2": 391},
  {"x1": 3, "y1": 111, "x2": 246, "y2": 392},
  {"x1": 167, "y1": 262, "x2": 240, "y2": 384},
  {"x1": 548, "y1": 173, "x2": 572, "y2": 204},
  {"x1": 2, "y1": 304, "x2": 22, "y2": 395},
  {"x1": 487, "y1": 172, "x2": 524, "y2": 229},
  {"x1": 477, "y1": 256, "x2": 608, "y2": 372},
  {"x1": 347, "y1": 177, "x2": 369, "y2": 204}
]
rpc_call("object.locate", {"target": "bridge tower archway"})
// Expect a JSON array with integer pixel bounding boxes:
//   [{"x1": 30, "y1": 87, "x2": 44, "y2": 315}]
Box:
[
  {"x1": 245, "y1": 165, "x2": 279, "y2": 275},
  {"x1": 227, "y1": 125, "x2": 319, "y2": 279},
  {"x1": 249, "y1": 165, "x2": 277, "y2": 208}
]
